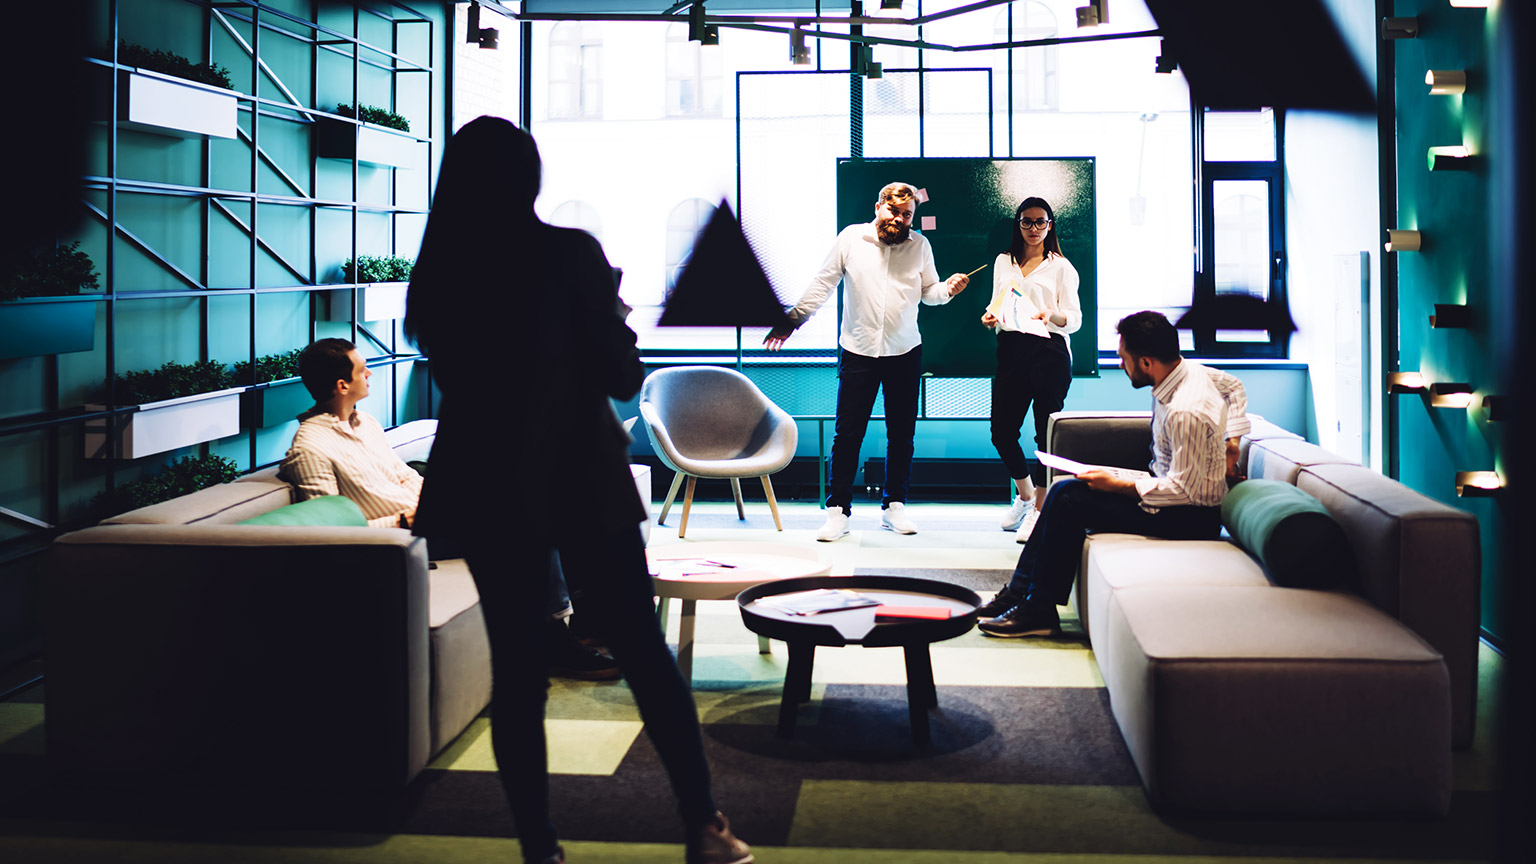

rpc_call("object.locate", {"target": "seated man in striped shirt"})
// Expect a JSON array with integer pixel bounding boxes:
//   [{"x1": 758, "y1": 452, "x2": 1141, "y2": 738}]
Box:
[
  {"x1": 975, "y1": 311, "x2": 1251, "y2": 638},
  {"x1": 279, "y1": 338, "x2": 619, "y2": 679}
]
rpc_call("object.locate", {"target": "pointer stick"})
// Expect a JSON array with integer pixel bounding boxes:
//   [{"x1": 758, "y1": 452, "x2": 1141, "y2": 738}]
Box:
[{"x1": 965, "y1": 264, "x2": 988, "y2": 277}]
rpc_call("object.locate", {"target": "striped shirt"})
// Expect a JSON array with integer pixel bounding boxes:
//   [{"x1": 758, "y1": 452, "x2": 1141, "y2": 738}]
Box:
[
  {"x1": 278, "y1": 408, "x2": 422, "y2": 528},
  {"x1": 1132, "y1": 360, "x2": 1250, "y2": 511}
]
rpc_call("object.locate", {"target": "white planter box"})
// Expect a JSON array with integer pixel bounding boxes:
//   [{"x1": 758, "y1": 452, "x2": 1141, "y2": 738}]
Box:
[
  {"x1": 323, "y1": 282, "x2": 410, "y2": 322},
  {"x1": 119, "y1": 69, "x2": 238, "y2": 139},
  {"x1": 85, "y1": 387, "x2": 244, "y2": 460},
  {"x1": 317, "y1": 119, "x2": 420, "y2": 169}
]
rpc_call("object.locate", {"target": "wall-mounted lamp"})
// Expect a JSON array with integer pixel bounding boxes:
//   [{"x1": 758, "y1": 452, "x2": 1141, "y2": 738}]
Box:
[
  {"x1": 1430, "y1": 303, "x2": 1472, "y2": 328},
  {"x1": 875, "y1": 0, "x2": 906, "y2": 17},
  {"x1": 1426, "y1": 69, "x2": 1466, "y2": 95},
  {"x1": 1385, "y1": 229, "x2": 1422, "y2": 252},
  {"x1": 466, "y1": 2, "x2": 499, "y2": 49},
  {"x1": 1428, "y1": 146, "x2": 1474, "y2": 171},
  {"x1": 1430, "y1": 382, "x2": 1476, "y2": 408},
  {"x1": 688, "y1": 3, "x2": 719, "y2": 46},
  {"x1": 1386, "y1": 372, "x2": 1428, "y2": 393},
  {"x1": 1483, "y1": 395, "x2": 1506, "y2": 422},
  {"x1": 1076, "y1": 0, "x2": 1108, "y2": 28},
  {"x1": 1448, "y1": 1, "x2": 1490, "y2": 9},
  {"x1": 790, "y1": 28, "x2": 811, "y2": 65},
  {"x1": 1381, "y1": 17, "x2": 1419, "y2": 39},
  {"x1": 1454, "y1": 471, "x2": 1502, "y2": 498}
]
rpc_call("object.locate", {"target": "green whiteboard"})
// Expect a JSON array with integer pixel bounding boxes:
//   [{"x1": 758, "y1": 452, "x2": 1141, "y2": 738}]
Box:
[{"x1": 836, "y1": 158, "x2": 1098, "y2": 378}]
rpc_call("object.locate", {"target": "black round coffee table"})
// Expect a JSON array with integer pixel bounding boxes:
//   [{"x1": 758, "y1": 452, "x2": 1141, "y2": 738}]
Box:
[{"x1": 737, "y1": 575, "x2": 981, "y2": 747}]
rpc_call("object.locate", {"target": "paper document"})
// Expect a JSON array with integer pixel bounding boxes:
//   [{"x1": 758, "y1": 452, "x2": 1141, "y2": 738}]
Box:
[
  {"x1": 992, "y1": 280, "x2": 1049, "y2": 337},
  {"x1": 1035, "y1": 450, "x2": 1151, "y2": 480},
  {"x1": 754, "y1": 589, "x2": 881, "y2": 616}
]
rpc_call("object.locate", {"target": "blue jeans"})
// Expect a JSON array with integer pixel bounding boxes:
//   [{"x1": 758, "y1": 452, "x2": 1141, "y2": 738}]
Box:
[
  {"x1": 826, "y1": 346, "x2": 922, "y2": 513},
  {"x1": 1006, "y1": 479, "x2": 1222, "y2": 607}
]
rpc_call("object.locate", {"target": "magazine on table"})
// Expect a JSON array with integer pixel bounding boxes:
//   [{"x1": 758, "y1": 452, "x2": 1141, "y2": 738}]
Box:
[{"x1": 754, "y1": 589, "x2": 881, "y2": 616}]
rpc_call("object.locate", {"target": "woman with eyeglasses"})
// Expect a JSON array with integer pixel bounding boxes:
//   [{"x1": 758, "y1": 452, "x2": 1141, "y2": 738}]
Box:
[{"x1": 981, "y1": 196, "x2": 1082, "y2": 542}]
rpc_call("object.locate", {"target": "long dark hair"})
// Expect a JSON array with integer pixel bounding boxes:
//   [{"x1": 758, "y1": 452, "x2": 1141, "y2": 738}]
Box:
[
  {"x1": 1006, "y1": 196, "x2": 1062, "y2": 266},
  {"x1": 405, "y1": 116, "x2": 543, "y2": 353}
]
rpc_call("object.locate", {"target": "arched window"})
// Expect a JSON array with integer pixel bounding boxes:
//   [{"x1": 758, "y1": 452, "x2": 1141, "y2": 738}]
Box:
[
  {"x1": 665, "y1": 23, "x2": 722, "y2": 117},
  {"x1": 665, "y1": 198, "x2": 715, "y2": 298},
  {"x1": 549, "y1": 200, "x2": 603, "y2": 243},
  {"x1": 994, "y1": 2, "x2": 1058, "y2": 112},
  {"x1": 548, "y1": 21, "x2": 602, "y2": 120}
]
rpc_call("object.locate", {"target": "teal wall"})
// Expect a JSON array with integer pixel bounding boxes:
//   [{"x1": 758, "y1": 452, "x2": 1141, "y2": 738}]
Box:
[{"x1": 1391, "y1": 1, "x2": 1507, "y2": 641}]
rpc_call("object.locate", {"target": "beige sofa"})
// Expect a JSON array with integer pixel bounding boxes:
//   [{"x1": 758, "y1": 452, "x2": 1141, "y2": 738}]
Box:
[
  {"x1": 1049, "y1": 411, "x2": 1478, "y2": 817},
  {"x1": 45, "y1": 420, "x2": 490, "y2": 813}
]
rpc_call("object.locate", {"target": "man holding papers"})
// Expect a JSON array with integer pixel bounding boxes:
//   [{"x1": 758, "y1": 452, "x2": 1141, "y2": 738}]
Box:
[{"x1": 975, "y1": 311, "x2": 1250, "y2": 637}]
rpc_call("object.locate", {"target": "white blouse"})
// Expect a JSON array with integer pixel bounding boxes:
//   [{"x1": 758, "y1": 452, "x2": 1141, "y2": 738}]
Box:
[{"x1": 986, "y1": 251, "x2": 1082, "y2": 340}]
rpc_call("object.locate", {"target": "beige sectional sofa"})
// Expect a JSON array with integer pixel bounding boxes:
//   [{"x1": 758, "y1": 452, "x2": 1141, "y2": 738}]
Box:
[
  {"x1": 45, "y1": 420, "x2": 491, "y2": 813},
  {"x1": 1049, "y1": 411, "x2": 1479, "y2": 817}
]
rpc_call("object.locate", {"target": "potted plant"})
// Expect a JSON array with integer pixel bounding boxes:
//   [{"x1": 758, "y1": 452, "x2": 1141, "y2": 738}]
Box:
[
  {"x1": 85, "y1": 359, "x2": 244, "y2": 459},
  {"x1": 316, "y1": 103, "x2": 419, "y2": 168},
  {"x1": 113, "y1": 41, "x2": 238, "y2": 139},
  {"x1": 234, "y1": 348, "x2": 314, "y2": 427},
  {"x1": 1, "y1": 242, "x2": 100, "y2": 360},
  {"x1": 325, "y1": 255, "x2": 415, "y2": 321},
  {"x1": 90, "y1": 452, "x2": 241, "y2": 521}
]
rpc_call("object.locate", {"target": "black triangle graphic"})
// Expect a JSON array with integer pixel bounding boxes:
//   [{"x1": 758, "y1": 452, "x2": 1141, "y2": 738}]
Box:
[{"x1": 658, "y1": 200, "x2": 790, "y2": 328}]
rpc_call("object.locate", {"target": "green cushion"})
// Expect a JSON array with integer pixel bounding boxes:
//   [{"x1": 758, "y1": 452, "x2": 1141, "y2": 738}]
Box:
[
  {"x1": 1221, "y1": 480, "x2": 1358, "y2": 590},
  {"x1": 238, "y1": 495, "x2": 368, "y2": 527}
]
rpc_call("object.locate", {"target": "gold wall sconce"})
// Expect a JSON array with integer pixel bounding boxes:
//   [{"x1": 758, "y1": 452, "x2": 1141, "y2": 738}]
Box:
[
  {"x1": 1426, "y1": 69, "x2": 1466, "y2": 94},
  {"x1": 1386, "y1": 372, "x2": 1428, "y2": 393},
  {"x1": 1385, "y1": 229, "x2": 1421, "y2": 252},
  {"x1": 1429, "y1": 383, "x2": 1475, "y2": 408},
  {"x1": 1428, "y1": 146, "x2": 1474, "y2": 171},
  {"x1": 1455, "y1": 471, "x2": 1502, "y2": 498},
  {"x1": 1430, "y1": 303, "x2": 1471, "y2": 328}
]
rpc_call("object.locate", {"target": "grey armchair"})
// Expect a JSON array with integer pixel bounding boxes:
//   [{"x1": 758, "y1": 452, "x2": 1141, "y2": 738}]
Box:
[{"x1": 638, "y1": 366, "x2": 798, "y2": 538}]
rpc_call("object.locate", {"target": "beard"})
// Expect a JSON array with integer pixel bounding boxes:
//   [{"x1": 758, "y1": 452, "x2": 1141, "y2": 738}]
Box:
[{"x1": 877, "y1": 217, "x2": 910, "y2": 245}]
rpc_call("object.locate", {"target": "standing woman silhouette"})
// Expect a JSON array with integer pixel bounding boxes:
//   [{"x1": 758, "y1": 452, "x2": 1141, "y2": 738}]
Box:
[
  {"x1": 981, "y1": 197, "x2": 1082, "y2": 542},
  {"x1": 405, "y1": 117, "x2": 751, "y2": 864}
]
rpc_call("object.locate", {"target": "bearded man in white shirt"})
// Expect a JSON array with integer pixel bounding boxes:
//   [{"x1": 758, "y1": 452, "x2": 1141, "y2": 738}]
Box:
[
  {"x1": 975, "y1": 311, "x2": 1251, "y2": 637},
  {"x1": 764, "y1": 182, "x2": 971, "y2": 541},
  {"x1": 279, "y1": 338, "x2": 619, "y2": 679}
]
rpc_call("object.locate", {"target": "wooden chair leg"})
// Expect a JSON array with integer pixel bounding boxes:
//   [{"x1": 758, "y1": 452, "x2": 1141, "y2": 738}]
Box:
[
  {"x1": 760, "y1": 475, "x2": 784, "y2": 531},
  {"x1": 730, "y1": 478, "x2": 745, "y2": 520},
  {"x1": 658, "y1": 471, "x2": 684, "y2": 526},
  {"x1": 678, "y1": 475, "x2": 698, "y2": 538}
]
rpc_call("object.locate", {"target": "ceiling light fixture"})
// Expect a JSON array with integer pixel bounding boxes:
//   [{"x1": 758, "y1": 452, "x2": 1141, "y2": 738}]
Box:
[
  {"x1": 466, "y1": 2, "x2": 499, "y2": 50},
  {"x1": 1076, "y1": 1, "x2": 1108, "y2": 29},
  {"x1": 689, "y1": 3, "x2": 719, "y2": 46},
  {"x1": 876, "y1": 0, "x2": 906, "y2": 18},
  {"x1": 790, "y1": 28, "x2": 811, "y2": 66}
]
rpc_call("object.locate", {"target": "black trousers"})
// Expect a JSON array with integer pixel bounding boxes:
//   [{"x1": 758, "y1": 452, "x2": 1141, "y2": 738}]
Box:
[
  {"x1": 826, "y1": 345, "x2": 922, "y2": 512},
  {"x1": 990, "y1": 330, "x2": 1072, "y2": 487},
  {"x1": 1005, "y1": 479, "x2": 1222, "y2": 607},
  {"x1": 466, "y1": 524, "x2": 716, "y2": 860}
]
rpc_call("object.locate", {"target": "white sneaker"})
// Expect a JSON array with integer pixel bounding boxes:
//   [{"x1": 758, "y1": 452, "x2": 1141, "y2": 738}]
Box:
[
  {"x1": 1000, "y1": 495, "x2": 1034, "y2": 530},
  {"x1": 1015, "y1": 508, "x2": 1041, "y2": 543},
  {"x1": 881, "y1": 502, "x2": 918, "y2": 535},
  {"x1": 817, "y1": 510, "x2": 851, "y2": 542}
]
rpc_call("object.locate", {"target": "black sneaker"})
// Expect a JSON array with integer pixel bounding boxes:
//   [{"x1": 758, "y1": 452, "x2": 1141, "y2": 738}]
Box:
[
  {"x1": 547, "y1": 617, "x2": 622, "y2": 680},
  {"x1": 977, "y1": 602, "x2": 1062, "y2": 638},
  {"x1": 974, "y1": 585, "x2": 1023, "y2": 619}
]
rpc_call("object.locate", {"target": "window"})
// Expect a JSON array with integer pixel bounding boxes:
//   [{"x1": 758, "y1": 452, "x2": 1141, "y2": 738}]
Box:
[
  {"x1": 665, "y1": 24, "x2": 722, "y2": 116},
  {"x1": 547, "y1": 200, "x2": 603, "y2": 243},
  {"x1": 1196, "y1": 108, "x2": 1287, "y2": 356},
  {"x1": 994, "y1": 2, "x2": 1059, "y2": 113},
  {"x1": 665, "y1": 198, "x2": 715, "y2": 299},
  {"x1": 548, "y1": 21, "x2": 602, "y2": 120}
]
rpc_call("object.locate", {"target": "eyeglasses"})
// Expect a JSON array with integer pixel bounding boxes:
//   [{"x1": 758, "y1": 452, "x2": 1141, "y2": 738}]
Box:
[{"x1": 1018, "y1": 217, "x2": 1052, "y2": 229}]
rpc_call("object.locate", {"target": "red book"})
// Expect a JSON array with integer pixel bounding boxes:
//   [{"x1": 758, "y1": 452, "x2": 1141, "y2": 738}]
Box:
[{"x1": 874, "y1": 604, "x2": 951, "y2": 621}]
